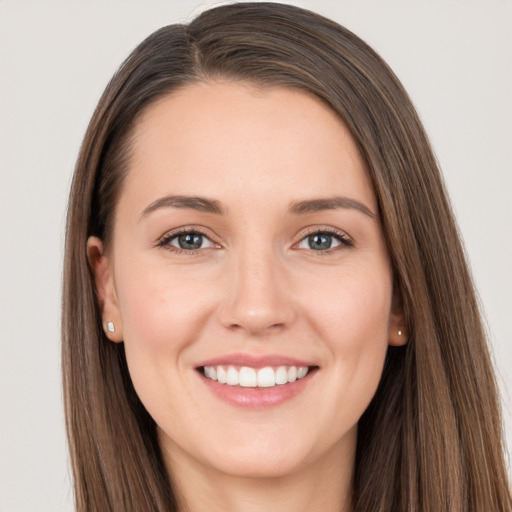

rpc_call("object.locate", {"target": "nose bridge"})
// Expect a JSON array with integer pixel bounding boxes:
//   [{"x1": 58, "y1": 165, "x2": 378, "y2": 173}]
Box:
[{"x1": 220, "y1": 236, "x2": 294, "y2": 334}]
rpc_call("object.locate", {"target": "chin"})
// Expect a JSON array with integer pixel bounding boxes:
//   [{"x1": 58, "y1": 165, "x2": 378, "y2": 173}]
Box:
[
  {"x1": 159, "y1": 425, "x2": 315, "y2": 480},
  {"x1": 211, "y1": 448, "x2": 308, "y2": 480}
]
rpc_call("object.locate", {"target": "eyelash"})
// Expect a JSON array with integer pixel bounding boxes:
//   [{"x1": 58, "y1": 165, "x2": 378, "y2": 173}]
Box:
[
  {"x1": 157, "y1": 227, "x2": 216, "y2": 255},
  {"x1": 157, "y1": 226, "x2": 353, "y2": 255},
  {"x1": 298, "y1": 226, "x2": 353, "y2": 254}
]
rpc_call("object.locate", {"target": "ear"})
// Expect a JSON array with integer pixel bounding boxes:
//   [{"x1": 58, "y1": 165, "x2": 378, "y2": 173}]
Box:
[
  {"x1": 87, "y1": 236, "x2": 123, "y2": 342},
  {"x1": 388, "y1": 286, "x2": 408, "y2": 347}
]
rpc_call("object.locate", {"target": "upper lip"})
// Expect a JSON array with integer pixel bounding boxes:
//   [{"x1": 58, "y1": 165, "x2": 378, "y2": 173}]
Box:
[{"x1": 195, "y1": 352, "x2": 316, "y2": 369}]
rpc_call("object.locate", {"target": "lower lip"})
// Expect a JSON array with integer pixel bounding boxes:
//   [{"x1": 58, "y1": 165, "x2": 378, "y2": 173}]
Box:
[{"x1": 199, "y1": 369, "x2": 317, "y2": 409}]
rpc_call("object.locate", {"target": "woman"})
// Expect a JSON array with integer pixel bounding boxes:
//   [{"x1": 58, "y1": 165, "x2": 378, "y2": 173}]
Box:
[{"x1": 62, "y1": 2, "x2": 511, "y2": 511}]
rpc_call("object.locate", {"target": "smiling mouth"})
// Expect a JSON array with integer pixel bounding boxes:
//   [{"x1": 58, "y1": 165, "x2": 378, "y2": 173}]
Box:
[{"x1": 200, "y1": 365, "x2": 317, "y2": 388}]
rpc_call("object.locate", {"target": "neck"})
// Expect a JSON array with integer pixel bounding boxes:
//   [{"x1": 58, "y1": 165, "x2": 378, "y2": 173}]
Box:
[{"x1": 162, "y1": 431, "x2": 356, "y2": 512}]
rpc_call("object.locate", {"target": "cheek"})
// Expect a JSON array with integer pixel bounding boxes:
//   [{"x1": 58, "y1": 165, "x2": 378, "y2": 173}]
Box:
[
  {"x1": 300, "y1": 266, "x2": 392, "y2": 408},
  {"x1": 116, "y1": 259, "x2": 212, "y2": 346},
  {"x1": 302, "y1": 263, "x2": 392, "y2": 340},
  {"x1": 112, "y1": 263, "x2": 221, "y2": 431},
  {"x1": 112, "y1": 259, "x2": 217, "y2": 398}
]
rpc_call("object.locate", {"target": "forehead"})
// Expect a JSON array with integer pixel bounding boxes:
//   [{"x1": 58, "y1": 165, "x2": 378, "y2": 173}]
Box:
[{"x1": 123, "y1": 81, "x2": 376, "y2": 213}]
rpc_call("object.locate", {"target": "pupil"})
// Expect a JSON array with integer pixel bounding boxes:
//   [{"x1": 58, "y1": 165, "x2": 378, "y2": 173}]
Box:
[
  {"x1": 179, "y1": 233, "x2": 202, "y2": 250},
  {"x1": 309, "y1": 234, "x2": 332, "y2": 250}
]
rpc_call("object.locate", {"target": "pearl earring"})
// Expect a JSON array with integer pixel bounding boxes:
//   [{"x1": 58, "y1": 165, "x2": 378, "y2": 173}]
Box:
[
  {"x1": 398, "y1": 330, "x2": 403, "y2": 336},
  {"x1": 106, "y1": 321, "x2": 115, "y2": 333}
]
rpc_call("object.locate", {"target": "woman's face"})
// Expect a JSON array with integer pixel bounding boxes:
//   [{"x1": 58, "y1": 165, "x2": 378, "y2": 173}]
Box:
[{"x1": 89, "y1": 82, "x2": 405, "y2": 479}]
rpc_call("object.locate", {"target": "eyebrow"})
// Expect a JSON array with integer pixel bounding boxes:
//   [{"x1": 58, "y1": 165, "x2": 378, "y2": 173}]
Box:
[
  {"x1": 289, "y1": 196, "x2": 377, "y2": 219},
  {"x1": 140, "y1": 194, "x2": 376, "y2": 220},
  {"x1": 140, "y1": 195, "x2": 225, "y2": 219}
]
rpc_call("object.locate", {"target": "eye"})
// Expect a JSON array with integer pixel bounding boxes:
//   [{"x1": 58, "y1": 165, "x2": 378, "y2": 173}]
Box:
[
  {"x1": 296, "y1": 229, "x2": 352, "y2": 252},
  {"x1": 158, "y1": 229, "x2": 218, "y2": 252}
]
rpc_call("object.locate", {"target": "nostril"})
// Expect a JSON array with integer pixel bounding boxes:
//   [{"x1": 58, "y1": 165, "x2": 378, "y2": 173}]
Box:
[
  {"x1": 218, "y1": 281, "x2": 296, "y2": 334},
  {"x1": 226, "y1": 320, "x2": 286, "y2": 336}
]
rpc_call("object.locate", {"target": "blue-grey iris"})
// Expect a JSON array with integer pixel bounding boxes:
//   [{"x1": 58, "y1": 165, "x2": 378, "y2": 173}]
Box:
[
  {"x1": 178, "y1": 233, "x2": 203, "y2": 250},
  {"x1": 308, "y1": 234, "x2": 332, "y2": 250}
]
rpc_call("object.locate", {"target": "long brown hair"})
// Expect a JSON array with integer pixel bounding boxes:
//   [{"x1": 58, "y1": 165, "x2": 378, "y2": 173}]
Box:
[{"x1": 62, "y1": 3, "x2": 511, "y2": 510}]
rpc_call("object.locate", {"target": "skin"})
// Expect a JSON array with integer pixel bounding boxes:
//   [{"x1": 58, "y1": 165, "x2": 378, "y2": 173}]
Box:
[{"x1": 88, "y1": 82, "x2": 406, "y2": 512}]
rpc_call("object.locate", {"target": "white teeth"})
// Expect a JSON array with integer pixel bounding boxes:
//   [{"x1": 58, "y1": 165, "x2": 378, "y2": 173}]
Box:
[
  {"x1": 203, "y1": 365, "x2": 310, "y2": 388},
  {"x1": 239, "y1": 367, "x2": 257, "y2": 387},
  {"x1": 204, "y1": 365, "x2": 217, "y2": 380},
  {"x1": 227, "y1": 366, "x2": 239, "y2": 385},
  {"x1": 275, "y1": 366, "x2": 288, "y2": 385},
  {"x1": 217, "y1": 366, "x2": 227, "y2": 384},
  {"x1": 257, "y1": 367, "x2": 275, "y2": 387},
  {"x1": 297, "y1": 366, "x2": 308, "y2": 379}
]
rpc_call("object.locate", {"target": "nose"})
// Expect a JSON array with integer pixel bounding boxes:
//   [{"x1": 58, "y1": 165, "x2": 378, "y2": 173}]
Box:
[{"x1": 218, "y1": 245, "x2": 296, "y2": 336}]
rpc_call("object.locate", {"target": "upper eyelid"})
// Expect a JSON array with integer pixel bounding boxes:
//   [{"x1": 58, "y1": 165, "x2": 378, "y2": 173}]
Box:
[
  {"x1": 293, "y1": 227, "x2": 354, "y2": 253},
  {"x1": 157, "y1": 228, "x2": 220, "y2": 254},
  {"x1": 158, "y1": 226, "x2": 217, "y2": 243},
  {"x1": 296, "y1": 225, "x2": 352, "y2": 241}
]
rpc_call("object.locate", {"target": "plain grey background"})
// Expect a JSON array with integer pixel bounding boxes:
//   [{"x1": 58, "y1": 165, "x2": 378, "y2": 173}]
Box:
[{"x1": 0, "y1": 1, "x2": 510, "y2": 510}]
